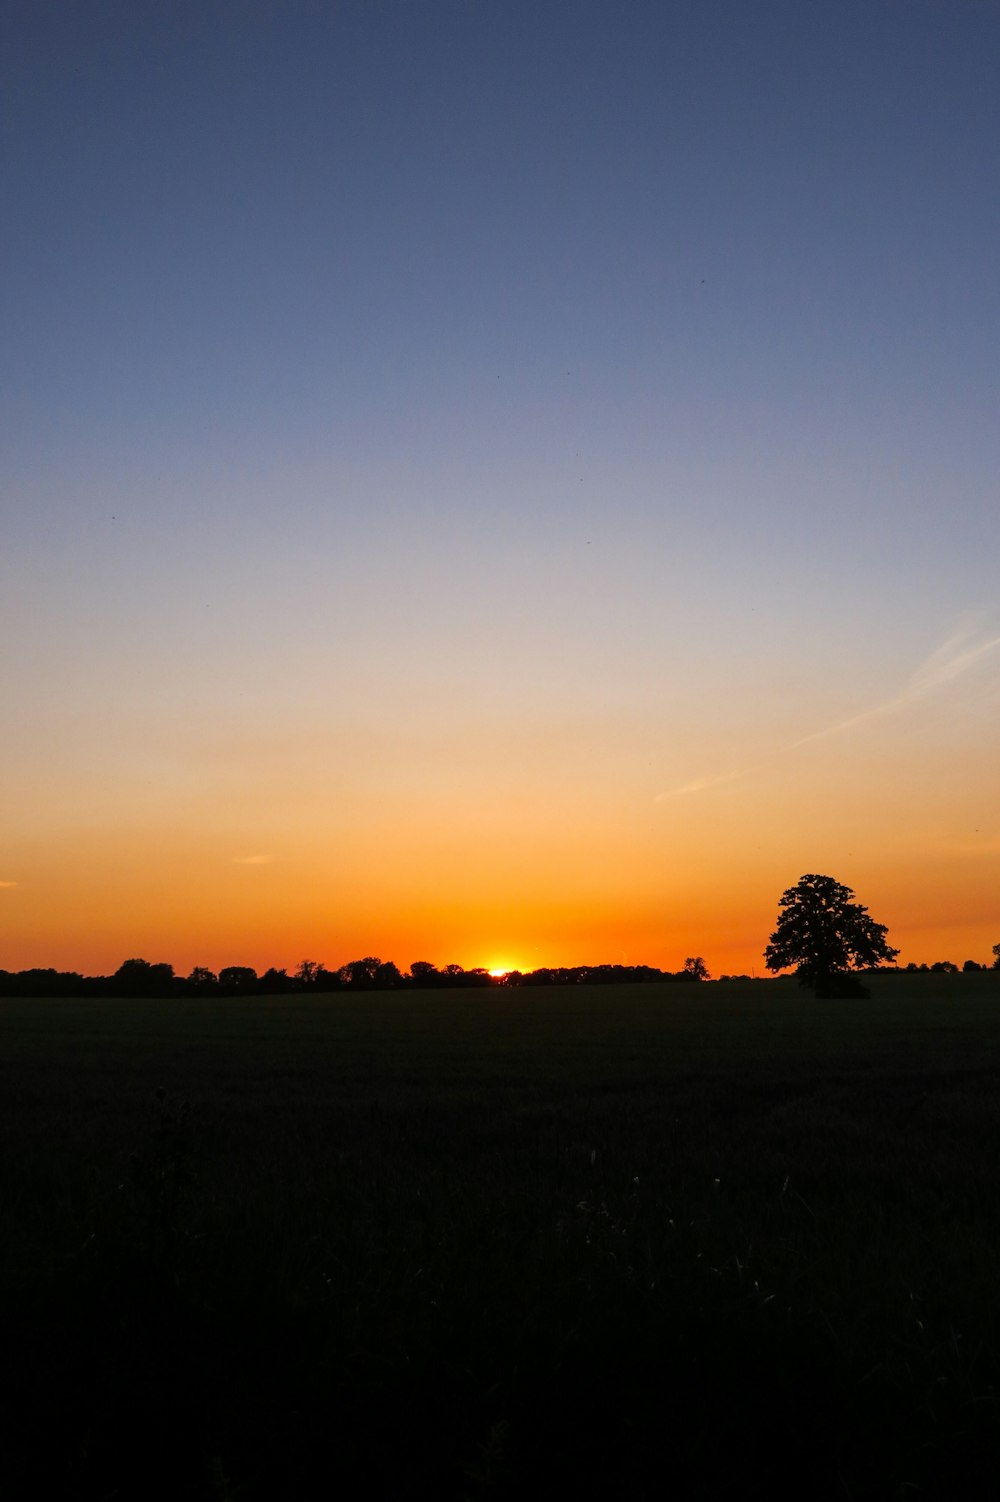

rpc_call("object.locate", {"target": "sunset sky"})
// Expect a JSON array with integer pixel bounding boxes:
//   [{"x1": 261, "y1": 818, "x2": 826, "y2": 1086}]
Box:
[{"x1": 3, "y1": 1, "x2": 999, "y2": 978}]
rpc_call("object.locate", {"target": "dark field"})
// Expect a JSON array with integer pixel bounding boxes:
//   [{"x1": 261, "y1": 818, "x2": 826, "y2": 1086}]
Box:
[{"x1": 3, "y1": 975, "x2": 1000, "y2": 1499}]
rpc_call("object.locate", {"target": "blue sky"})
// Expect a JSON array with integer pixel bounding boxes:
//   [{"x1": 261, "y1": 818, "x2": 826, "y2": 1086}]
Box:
[{"x1": 2, "y1": 1, "x2": 999, "y2": 973}]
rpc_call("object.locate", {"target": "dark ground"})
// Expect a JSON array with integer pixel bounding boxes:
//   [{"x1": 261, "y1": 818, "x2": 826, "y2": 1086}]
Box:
[{"x1": 2, "y1": 974, "x2": 999, "y2": 1499}]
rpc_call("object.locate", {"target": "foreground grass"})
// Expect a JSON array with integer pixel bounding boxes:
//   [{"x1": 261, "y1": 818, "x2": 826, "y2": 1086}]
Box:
[{"x1": 2, "y1": 975, "x2": 999, "y2": 1498}]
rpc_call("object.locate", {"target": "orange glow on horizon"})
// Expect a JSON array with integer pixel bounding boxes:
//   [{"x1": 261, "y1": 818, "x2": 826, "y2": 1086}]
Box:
[
  {"x1": 3, "y1": 9, "x2": 999, "y2": 1005},
  {"x1": 2, "y1": 691, "x2": 998, "y2": 979},
  {"x1": 2, "y1": 865, "x2": 998, "y2": 980}
]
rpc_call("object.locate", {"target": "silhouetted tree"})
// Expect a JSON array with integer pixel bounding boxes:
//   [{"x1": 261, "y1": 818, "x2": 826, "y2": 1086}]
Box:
[
  {"x1": 341, "y1": 957, "x2": 382, "y2": 988},
  {"x1": 963, "y1": 960, "x2": 983, "y2": 973},
  {"x1": 295, "y1": 959, "x2": 321, "y2": 987},
  {"x1": 992, "y1": 942, "x2": 1000, "y2": 971},
  {"x1": 260, "y1": 966, "x2": 290, "y2": 992},
  {"x1": 186, "y1": 966, "x2": 218, "y2": 994},
  {"x1": 765, "y1": 874, "x2": 898, "y2": 997},
  {"x1": 113, "y1": 958, "x2": 175, "y2": 994},
  {"x1": 219, "y1": 965, "x2": 257, "y2": 991},
  {"x1": 683, "y1": 956, "x2": 710, "y2": 982},
  {"x1": 408, "y1": 961, "x2": 440, "y2": 987},
  {"x1": 373, "y1": 960, "x2": 402, "y2": 989}
]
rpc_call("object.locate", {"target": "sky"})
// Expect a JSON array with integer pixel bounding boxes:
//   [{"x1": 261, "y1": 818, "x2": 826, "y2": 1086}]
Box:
[{"x1": 2, "y1": 0, "x2": 999, "y2": 978}]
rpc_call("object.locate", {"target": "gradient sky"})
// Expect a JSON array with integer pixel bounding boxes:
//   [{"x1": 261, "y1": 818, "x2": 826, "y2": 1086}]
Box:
[{"x1": 3, "y1": 0, "x2": 999, "y2": 977}]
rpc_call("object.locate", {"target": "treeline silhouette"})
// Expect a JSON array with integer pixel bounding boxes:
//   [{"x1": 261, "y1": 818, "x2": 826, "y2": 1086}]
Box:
[
  {"x1": 0, "y1": 954, "x2": 994, "y2": 998},
  {"x1": 0, "y1": 956, "x2": 719, "y2": 998},
  {"x1": 1, "y1": 955, "x2": 717, "y2": 1003}
]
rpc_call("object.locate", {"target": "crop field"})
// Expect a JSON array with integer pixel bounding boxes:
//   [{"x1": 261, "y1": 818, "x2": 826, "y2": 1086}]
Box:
[{"x1": 3, "y1": 974, "x2": 1000, "y2": 1499}]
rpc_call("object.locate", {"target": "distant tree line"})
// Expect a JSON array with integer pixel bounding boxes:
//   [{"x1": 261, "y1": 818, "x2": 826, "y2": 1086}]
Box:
[
  {"x1": 0, "y1": 947, "x2": 996, "y2": 998},
  {"x1": 901, "y1": 960, "x2": 994, "y2": 974},
  {"x1": 0, "y1": 954, "x2": 721, "y2": 998}
]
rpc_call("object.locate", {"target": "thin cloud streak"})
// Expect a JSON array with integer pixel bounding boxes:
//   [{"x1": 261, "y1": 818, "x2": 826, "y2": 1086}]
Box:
[
  {"x1": 656, "y1": 618, "x2": 1000, "y2": 803},
  {"x1": 231, "y1": 855, "x2": 274, "y2": 866},
  {"x1": 792, "y1": 621, "x2": 1000, "y2": 749},
  {"x1": 0, "y1": 880, "x2": 19, "y2": 888}
]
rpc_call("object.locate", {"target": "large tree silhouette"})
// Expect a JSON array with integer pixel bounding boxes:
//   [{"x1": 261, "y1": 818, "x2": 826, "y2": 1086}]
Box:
[{"x1": 765, "y1": 874, "x2": 898, "y2": 996}]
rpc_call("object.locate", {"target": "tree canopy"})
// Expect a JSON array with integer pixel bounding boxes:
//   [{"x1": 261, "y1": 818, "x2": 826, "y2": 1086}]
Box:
[{"x1": 765, "y1": 873, "x2": 898, "y2": 995}]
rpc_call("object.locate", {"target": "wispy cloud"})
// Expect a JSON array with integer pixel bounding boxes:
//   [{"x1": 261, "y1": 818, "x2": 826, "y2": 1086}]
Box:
[
  {"x1": 792, "y1": 618, "x2": 1000, "y2": 749},
  {"x1": 907, "y1": 622, "x2": 1000, "y2": 695},
  {"x1": 0, "y1": 880, "x2": 18, "y2": 889},
  {"x1": 655, "y1": 770, "x2": 744, "y2": 801},
  {"x1": 231, "y1": 854, "x2": 273, "y2": 865},
  {"x1": 655, "y1": 615, "x2": 999, "y2": 806}
]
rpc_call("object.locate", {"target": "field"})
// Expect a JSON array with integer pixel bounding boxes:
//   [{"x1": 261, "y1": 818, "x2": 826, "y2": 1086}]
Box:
[{"x1": 2, "y1": 974, "x2": 1000, "y2": 1499}]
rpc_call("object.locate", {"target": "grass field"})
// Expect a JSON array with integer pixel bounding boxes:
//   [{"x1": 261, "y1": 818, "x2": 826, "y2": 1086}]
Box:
[{"x1": 3, "y1": 974, "x2": 1000, "y2": 1499}]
